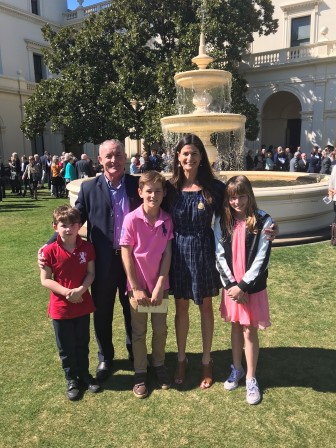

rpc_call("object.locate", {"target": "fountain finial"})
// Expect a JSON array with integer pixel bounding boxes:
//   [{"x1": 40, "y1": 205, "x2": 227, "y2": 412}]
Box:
[{"x1": 191, "y1": 32, "x2": 214, "y2": 70}]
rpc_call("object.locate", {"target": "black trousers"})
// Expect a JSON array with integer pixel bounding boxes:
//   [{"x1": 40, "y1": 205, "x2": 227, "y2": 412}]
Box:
[
  {"x1": 91, "y1": 251, "x2": 132, "y2": 363},
  {"x1": 52, "y1": 314, "x2": 91, "y2": 381}
]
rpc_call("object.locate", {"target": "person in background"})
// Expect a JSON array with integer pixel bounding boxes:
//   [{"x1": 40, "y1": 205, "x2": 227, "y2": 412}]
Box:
[
  {"x1": 76, "y1": 154, "x2": 94, "y2": 179},
  {"x1": 50, "y1": 155, "x2": 62, "y2": 198},
  {"x1": 320, "y1": 149, "x2": 331, "y2": 174},
  {"x1": 253, "y1": 148, "x2": 265, "y2": 171},
  {"x1": 9, "y1": 152, "x2": 22, "y2": 195},
  {"x1": 139, "y1": 150, "x2": 154, "y2": 173},
  {"x1": 0, "y1": 157, "x2": 6, "y2": 200},
  {"x1": 149, "y1": 147, "x2": 162, "y2": 172},
  {"x1": 297, "y1": 152, "x2": 309, "y2": 172},
  {"x1": 129, "y1": 156, "x2": 140, "y2": 175},
  {"x1": 275, "y1": 146, "x2": 289, "y2": 171},
  {"x1": 64, "y1": 156, "x2": 77, "y2": 185},
  {"x1": 245, "y1": 150, "x2": 254, "y2": 171},
  {"x1": 22, "y1": 156, "x2": 39, "y2": 200},
  {"x1": 33, "y1": 154, "x2": 42, "y2": 188},
  {"x1": 289, "y1": 152, "x2": 301, "y2": 172},
  {"x1": 264, "y1": 152, "x2": 274, "y2": 171}
]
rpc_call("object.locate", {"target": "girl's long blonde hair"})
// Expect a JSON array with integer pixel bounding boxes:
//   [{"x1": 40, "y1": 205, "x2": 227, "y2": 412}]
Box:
[{"x1": 221, "y1": 175, "x2": 258, "y2": 235}]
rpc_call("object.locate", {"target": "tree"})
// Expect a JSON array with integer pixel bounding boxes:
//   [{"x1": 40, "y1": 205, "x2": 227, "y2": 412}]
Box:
[{"x1": 21, "y1": 0, "x2": 277, "y2": 145}]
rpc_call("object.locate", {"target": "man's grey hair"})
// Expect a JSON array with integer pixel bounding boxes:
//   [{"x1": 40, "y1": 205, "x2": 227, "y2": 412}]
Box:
[{"x1": 99, "y1": 139, "x2": 125, "y2": 155}]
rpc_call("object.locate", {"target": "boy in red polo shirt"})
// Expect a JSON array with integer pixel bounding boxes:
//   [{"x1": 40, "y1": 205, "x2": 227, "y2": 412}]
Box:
[
  {"x1": 120, "y1": 171, "x2": 173, "y2": 398},
  {"x1": 40, "y1": 205, "x2": 101, "y2": 401}
]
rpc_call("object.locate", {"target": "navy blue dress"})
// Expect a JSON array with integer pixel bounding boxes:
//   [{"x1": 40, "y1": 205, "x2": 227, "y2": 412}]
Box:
[{"x1": 170, "y1": 189, "x2": 221, "y2": 305}]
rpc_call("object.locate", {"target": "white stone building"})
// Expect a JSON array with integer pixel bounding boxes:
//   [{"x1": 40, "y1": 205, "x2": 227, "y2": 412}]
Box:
[
  {"x1": 241, "y1": 0, "x2": 336, "y2": 152},
  {"x1": 0, "y1": 0, "x2": 112, "y2": 162}
]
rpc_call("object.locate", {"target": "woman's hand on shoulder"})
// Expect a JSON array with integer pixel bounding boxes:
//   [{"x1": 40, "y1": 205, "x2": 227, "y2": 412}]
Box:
[{"x1": 263, "y1": 221, "x2": 279, "y2": 241}]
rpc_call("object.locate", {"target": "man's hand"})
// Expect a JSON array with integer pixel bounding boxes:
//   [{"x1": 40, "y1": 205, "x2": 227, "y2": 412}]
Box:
[{"x1": 37, "y1": 244, "x2": 47, "y2": 269}]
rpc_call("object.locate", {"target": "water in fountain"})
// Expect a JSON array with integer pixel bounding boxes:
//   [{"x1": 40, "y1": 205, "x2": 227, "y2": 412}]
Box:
[{"x1": 160, "y1": 32, "x2": 246, "y2": 170}]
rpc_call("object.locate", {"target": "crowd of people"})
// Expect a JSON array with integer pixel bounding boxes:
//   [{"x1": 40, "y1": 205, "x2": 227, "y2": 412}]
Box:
[
  {"x1": 246, "y1": 143, "x2": 336, "y2": 174},
  {"x1": 38, "y1": 136, "x2": 277, "y2": 406},
  {"x1": 0, "y1": 151, "x2": 97, "y2": 201}
]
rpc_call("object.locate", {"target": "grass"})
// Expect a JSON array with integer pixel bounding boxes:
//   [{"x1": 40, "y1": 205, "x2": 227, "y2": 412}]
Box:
[{"x1": 0, "y1": 190, "x2": 335, "y2": 448}]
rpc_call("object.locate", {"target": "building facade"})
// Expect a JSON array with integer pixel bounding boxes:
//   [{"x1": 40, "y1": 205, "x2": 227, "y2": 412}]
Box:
[
  {"x1": 0, "y1": 0, "x2": 113, "y2": 162},
  {"x1": 241, "y1": 0, "x2": 336, "y2": 152}
]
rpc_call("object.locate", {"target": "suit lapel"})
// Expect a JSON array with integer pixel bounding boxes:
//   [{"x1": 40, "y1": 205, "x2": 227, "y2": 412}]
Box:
[{"x1": 97, "y1": 175, "x2": 112, "y2": 208}]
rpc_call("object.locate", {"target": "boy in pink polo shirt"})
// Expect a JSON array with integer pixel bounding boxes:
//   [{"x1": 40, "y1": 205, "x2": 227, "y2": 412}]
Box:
[
  {"x1": 120, "y1": 171, "x2": 173, "y2": 398},
  {"x1": 40, "y1": 205, "x2": 101, "y2": 401}
]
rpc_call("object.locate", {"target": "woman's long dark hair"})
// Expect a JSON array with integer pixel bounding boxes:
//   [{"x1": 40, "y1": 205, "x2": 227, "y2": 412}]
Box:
[{"x1": 169, "y1": 134, "x2": 216, "y2": 204}]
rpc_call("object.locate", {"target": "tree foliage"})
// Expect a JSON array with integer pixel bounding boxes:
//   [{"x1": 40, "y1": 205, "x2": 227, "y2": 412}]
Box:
[{"x1": 21, "y1": 0, "x2": 277, "y2": 145}]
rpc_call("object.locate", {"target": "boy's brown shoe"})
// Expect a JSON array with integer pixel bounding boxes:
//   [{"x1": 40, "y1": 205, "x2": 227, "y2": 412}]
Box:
[{"x1": 133, "y1": 373, "x2": 148, "y2": 399}]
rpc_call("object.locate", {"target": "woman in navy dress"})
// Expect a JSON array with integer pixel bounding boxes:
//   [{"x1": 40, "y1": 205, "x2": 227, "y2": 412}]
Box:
[{"x1": 165, "y1": 134, "x2": 225, "y2": 389}]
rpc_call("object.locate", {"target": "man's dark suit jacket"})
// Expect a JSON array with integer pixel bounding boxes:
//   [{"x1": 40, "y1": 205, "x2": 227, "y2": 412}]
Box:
[
  {"x1": 75, "y1": 173, "x2": 141, "y2": 274},
  {"x1": 76, "y1": 159, "x2": 95, "y2": 178}
]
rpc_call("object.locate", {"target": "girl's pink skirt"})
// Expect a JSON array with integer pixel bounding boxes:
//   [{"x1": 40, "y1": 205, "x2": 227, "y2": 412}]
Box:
[{"x1": 220, "y1": 288, "x2": 271, "y2": 330}]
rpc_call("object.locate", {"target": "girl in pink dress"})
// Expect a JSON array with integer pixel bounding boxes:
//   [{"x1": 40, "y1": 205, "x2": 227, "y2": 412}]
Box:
[{"x1": 214, "y1": 175, "x2": 272, "y2": 405}]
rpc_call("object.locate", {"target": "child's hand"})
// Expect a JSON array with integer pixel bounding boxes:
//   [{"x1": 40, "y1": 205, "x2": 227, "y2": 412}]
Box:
[
  {"x1": 227, "y1": 286, "x2": 247, "y2": 304},
  {"x1": 150, "y1": 285, "x2": 164, "y2": 306},
  {"x1": 133, "y1": 289, "x2": 151, "y2": 306},
  {"x1": 66, "y1": 288, "x2": 84, "y2": 303}
]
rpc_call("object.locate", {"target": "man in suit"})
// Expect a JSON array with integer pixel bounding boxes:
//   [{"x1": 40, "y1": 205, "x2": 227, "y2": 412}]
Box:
[
  {"x1": 76, "y1": 153, "x2": 95, "y2": 178},
  {"x1": 297, "y1": 152, "x2": 309, "y2": 172},
  {"x1": 75, "y1": 139, "x2": 142, "y2": 380},
  {"x1": 289, "y1": 152, "x2": 301, "y2": 172}
]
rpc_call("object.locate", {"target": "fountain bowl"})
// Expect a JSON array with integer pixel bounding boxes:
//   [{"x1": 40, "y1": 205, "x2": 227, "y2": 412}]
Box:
[
  {"x1": 161, "y1": 112, "x2": 245, "y2": 134},
  {"x1": 174, "y1": 69, "x2": 232, "y2": 90}
]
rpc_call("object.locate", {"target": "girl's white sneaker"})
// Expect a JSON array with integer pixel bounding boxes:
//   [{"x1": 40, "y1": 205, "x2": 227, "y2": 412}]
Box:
[
  {"x1": 224, "y1": 364, "x2": 245, "y2": 391},
  {"x1": 246, "y1": 377, "x2": 261, "y2": 405}
]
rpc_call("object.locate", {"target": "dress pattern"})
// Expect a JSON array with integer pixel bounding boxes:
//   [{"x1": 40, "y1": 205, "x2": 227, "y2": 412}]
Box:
[
  {"x1": 170, "y1": 190, "x2": 220, "y2": 304},
  {"x1": 220, "y1": 220, "x2": 271, "y2": 329}
]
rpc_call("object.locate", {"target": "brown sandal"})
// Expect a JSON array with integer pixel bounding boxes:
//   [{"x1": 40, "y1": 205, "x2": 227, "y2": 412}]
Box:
[
  {"x1": 174, "y1": 357, "x2": 188, "y2": 385},
  {"x1": 200, "y1": 359, "x2": 213, "y2": 389}
]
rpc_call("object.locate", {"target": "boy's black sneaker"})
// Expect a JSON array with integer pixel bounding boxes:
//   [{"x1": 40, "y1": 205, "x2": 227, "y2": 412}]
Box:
[{"x1": 66, "y1": 379, "x2": 80, "y2": 401}]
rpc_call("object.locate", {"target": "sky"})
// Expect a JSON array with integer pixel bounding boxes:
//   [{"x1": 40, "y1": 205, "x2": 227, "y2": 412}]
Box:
[{"x1": 67, "y1": 0, "x2": 101, "y2": 10}]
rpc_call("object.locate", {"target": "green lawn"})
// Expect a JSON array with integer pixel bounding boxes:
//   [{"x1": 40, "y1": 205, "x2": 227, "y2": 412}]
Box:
[{"x1": 0, "y1": 191, "x2": 335, "y2": 448}]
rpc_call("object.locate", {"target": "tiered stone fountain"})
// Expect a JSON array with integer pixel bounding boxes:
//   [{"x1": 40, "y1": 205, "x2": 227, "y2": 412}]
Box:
[{"x1": 161, "y1": 32, "x2": 245, "y2": 169}]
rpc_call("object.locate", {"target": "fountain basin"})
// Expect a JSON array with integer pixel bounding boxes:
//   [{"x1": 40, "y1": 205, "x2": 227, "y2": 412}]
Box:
[
  {"x1": 161, "y1": 113, "x2": 245, "y2": 133},
  {"x1": 67, "y1": 171, "x2": 333, "y2": 238},
  {"x1": 220, "y1": 171, "x2": 333, "y2": 235},
  {"x1": 174, "y1": 69, "x2": 232, "y2": 90}
]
